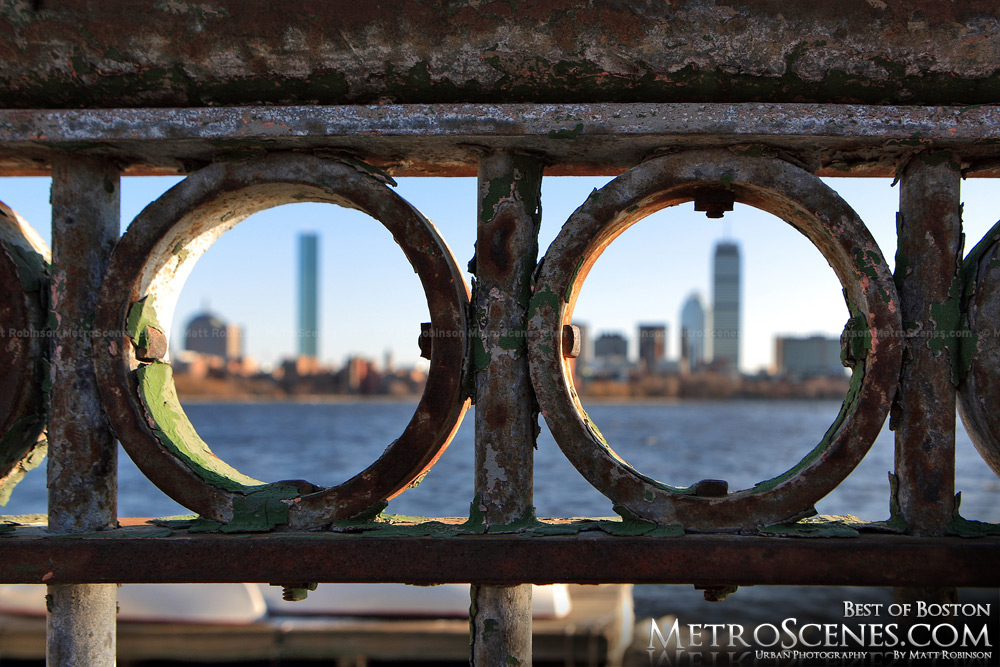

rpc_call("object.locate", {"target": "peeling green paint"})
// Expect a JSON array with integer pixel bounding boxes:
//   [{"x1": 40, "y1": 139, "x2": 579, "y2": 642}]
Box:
[
  {"x1": 852, "y1": 248, "x2": 881, "y2": 280},
  {"x1": 947, "y1": 493, "x2": 1000, "y2": 537},
  {"x1": 137, "y1": 361, "x2": 302, "y2": 530},
  {"x1": 223, "y1": 484, "x2": 299, "y2": 533},
  {"x1": 547, "y1": 122, "x2": 584, "y2": 139},
  {"x1": 526, "y1": 287, "x2": 560, "y2": 320},
  {"x1": 761, "y1": 515, "x2": 862, "y2": 538},
  {"x1": 471, "y1": 331, "x2": 492, "y2": 372},
  {"x1": 603, "y1": 505, "x2": 683, "y2": 536},
  {"x1": 126, "y1": 298, "x2": 164, "y2": 350},
  {"x1": 564, "y1": 257, "x2": 585, "y2": 304},
  {"x1": 927, "y1": 277, "x2": 964, "y2": 383},
  {"x1": 479, "y1": 172, "x2": 513, "y2": 226},
  {"x1": 137, "y1": 362, "x2": 264, "y2": 492},
  {"x1": 497, "y1": 331, "x2": 526, "y2": 354},
  {"x1": 883, "y1": 472, "x2": 908, "y2": 533},
  {"x1": 461, "y1": 493, "x2": 488, "y2": 533}
]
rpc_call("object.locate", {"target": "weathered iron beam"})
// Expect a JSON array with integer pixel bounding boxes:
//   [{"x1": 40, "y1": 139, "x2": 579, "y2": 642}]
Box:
[
  {"x1": 470, "y1": 151, "x2": 544, "y2": 665},
  {"x1": 892, "y1": 152, "x2": 964, "y2": 611},
  {"x1": 893, "y1": 153, "x2": 963, "y2": 536},
  {"x1": 1, "y1": 2, "x2": 999, "y2": 109},
  {"x1": 0, "y1": 531, "x2": 997, "y2": 588},
  {"x1": 46, "y1": 155, "x2": 120, "y2": 666},
  {"x1": 1, "y1": 103, "x2": 1000, "y2": 177}
]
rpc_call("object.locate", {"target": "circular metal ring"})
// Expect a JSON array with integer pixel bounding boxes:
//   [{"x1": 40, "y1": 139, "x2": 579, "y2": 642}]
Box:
[
  {"x1": 958, "y1": 221, "x2": 1000, "y2": 478},
  {"x1": 0, "y1": 202, "x2": 49, "y2": 504},
  {"x1": 528, "y1": 150, "x2": 902, "y2": 531},
  {"x1": 94, "y1": 154, "x2": 470, "y2": 529}
]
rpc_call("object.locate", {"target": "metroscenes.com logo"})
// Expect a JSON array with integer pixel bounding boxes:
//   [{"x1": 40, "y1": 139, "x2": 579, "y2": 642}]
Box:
[{"x1": 646, "y1": 600, "x2": 993, "y2": 666}]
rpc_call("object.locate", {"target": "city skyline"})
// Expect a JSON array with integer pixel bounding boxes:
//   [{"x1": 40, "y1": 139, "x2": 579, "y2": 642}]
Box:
[{"x1": 1, "y1": 175, "x2": 998, "y2": 373}]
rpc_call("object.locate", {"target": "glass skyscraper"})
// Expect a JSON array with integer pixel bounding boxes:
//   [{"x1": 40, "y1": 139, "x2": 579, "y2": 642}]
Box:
[
  {"x1": 679, "y1": 293, "x2": 706, "y2": 372},
  {"x1": 298, "y1": 232, "x2": 319, "y2": 358},
  {"x1": 711, "y1": 241, "x2": 740, "y2": 372}
]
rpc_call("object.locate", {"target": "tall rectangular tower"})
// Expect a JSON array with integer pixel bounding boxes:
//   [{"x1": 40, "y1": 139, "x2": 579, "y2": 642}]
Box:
[
  {"x1": 711, "y1": 241, "x2": 741, "y2": 372},
  {"x1": 638, "y1": 324, "x2": 666, "y2": 373},
  {"x1": 298, "y1": 232, "x2": 320, "y2": 358}
]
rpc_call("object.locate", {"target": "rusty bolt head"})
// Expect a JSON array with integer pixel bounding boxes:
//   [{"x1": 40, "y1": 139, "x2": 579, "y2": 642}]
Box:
[
  {"x1": 693, "y1": 190, "x2": 735, "y2": 219},
  {"x1": 271, "y1": 582, "x2": 318, "y2": 602},
  {"x1": 693, "y1": 479, "x2": 729, "y2": 497},
  {"x1": 418, "y1": 322, "x2": 433, "y2": 360},
  {"x1": 134, "y1": 325, "x2": 167, "y2": 361},
  {"x1": 696, "y1": 584, "x2": 738, "y2": 602},
  {"x1": 562, "y1": 324, "x2": 582, "y2": 358}
]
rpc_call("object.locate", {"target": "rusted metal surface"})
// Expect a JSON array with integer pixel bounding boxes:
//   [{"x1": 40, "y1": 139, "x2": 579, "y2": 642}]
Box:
[
  {"x1": 3, "y1": 103, "x2": 1000, "y2": 178},
  {"x1": 471, "y1": 585, "x2": 532, "y2": 667},
  {"x1": 470, "y1": 151, "x2": 544, "y2": 665},
  {"x1": 47, "y1": 156, "x2": 119, "y2": 534},
  {"x1": 528, "y1": 150, "x2": 902, "y2": 531},
  {"x1": 0, "y1": 202, "x2": 48, "y2": 505},
  {"x1": 892, "y1": 154, "x2": 963, "y2": 537},
  {"x1": 45, "y1": 584, "x2": 117, "y2": 667},
  {"x1": 958, "y1": 220, "x2": 1000, "y2": 478},
  {"x1": 92, "y1": 153, "x2": 470, "y2": 528},
  {"x1": 472, "y1": 151, "x2": 542, "y2": 528},
  {"x1": 1, "y1": 529, "x2": 998, "y2": 588},
  {"x1": 46, "y1": 156, "x2": 120, "y2": 667},
  {"x1": 2, "y1": 2, "x2": 1000, "y2": 110}
]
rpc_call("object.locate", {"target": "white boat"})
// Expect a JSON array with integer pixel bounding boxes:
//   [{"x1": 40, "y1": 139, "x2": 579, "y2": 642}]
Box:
[{"x1": 0, "y1": 582, "x2": 570, "y2": 623}]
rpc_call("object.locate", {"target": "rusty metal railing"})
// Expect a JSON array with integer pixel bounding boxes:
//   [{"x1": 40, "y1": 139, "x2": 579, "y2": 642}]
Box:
[{"x1": 2, "y1": 103, "x2": 1000, "y2": 666}]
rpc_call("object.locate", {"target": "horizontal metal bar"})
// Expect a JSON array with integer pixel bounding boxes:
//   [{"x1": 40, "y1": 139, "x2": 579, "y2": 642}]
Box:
[
  {"x1": 1, "y1": 103, "x2": 999, "y2": 178},
  {"x1": 2, "y1": 527, "x2": 997, "y2": 588}
]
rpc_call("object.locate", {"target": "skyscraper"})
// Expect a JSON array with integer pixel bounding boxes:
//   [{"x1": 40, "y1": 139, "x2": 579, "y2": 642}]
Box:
[
  {"x1": 711, "y1": 241, "x2": 741, "y2": 372},
  {"x1": 298, "y1": 232, "x2": 319, "y2": 358},
  {"x1": 638, "y1": 324, "x2": 666, "y2": 373},
  {"x1": 679, "y1": 293, "x2": 706, "y2": 373}
]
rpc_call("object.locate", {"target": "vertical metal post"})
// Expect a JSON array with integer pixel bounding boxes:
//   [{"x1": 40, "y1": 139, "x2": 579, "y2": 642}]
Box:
[
  {"x1": 469, "y1": 151, "x2": 544, "y2": 666},
  {"x1": 46, "y1": 156, "x2": 120, "y2": 666},
  {"x1": 892, "y1": 152, "x2": 962, "y2": 608}
]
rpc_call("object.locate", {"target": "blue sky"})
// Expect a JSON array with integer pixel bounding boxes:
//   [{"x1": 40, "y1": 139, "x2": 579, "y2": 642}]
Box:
[{"x1": 1, "y1": 174, "x2": 997, "y2": 373}]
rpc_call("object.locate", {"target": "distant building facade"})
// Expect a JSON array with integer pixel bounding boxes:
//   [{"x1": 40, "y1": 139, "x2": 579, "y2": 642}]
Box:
[
  {"x1": 298, "y1": 232, "x2": 320, "y2": 358},
  {"x1": 775, "y1": 335, "x2": 845, "y2": 378},
  {"x1": 638, "y1": 324, "x2": 666, "y2": 373},
  {"x1": 679, "y1": 293, "x2": 707, "y2": 373},
  {"x1": 593, "y1": 332, "x2": 628, "y2": 363},
  {"x1": 185, "y1": 312, "x2": 243, "y2": 361},
  {"x1": 711, "y1": 241, "x2": 741, "y2": 372}
]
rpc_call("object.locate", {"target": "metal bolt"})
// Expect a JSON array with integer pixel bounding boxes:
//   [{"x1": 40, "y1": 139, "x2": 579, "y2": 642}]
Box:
[
  {"x1": 693, "y1": 190, "x2": 735, "y2": 219},
  {"x1": 270, "y1": 582, "x2": 318, "y2": 602},
  {"x1": 696, "y1": 584, "x2": 738, "y2": 602},
  {"x1": 562, "y1": 324, "x2": 581, "y2": 359},
  {"x1": 693, "y1": 479, "x2": 729, "y2": 497},
  {"x1": 134, "y1": 325, "x2": 167, "y2": 361},
  {"x1": 418, "y1": 322, "x2": 433, "y2": 360}
]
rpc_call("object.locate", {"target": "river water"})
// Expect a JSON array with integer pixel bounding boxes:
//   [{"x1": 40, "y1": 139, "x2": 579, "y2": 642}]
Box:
[{"x1": 5, "y1": 399, "x2": 998, "y2": 632}]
